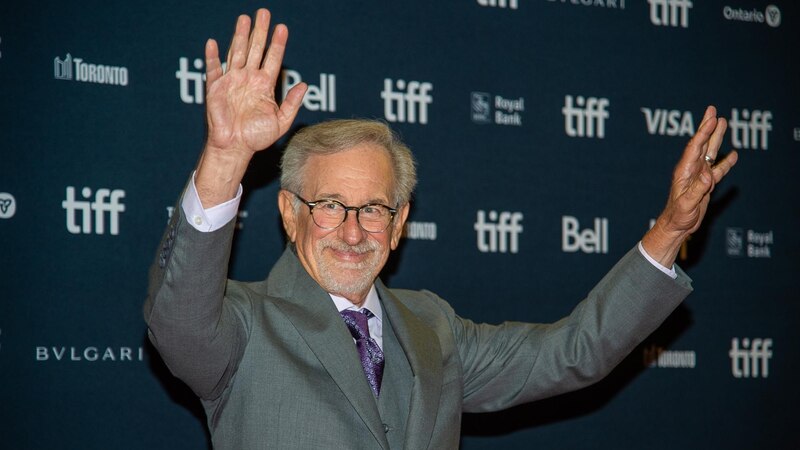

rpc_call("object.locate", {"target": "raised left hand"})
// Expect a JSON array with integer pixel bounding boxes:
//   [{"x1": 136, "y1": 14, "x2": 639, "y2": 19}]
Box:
[{"x1": 642, "y1": 105, "x2": 739, "y2": 267}]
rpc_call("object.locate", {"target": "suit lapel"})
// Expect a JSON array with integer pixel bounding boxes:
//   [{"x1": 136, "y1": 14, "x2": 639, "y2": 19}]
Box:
[
  {"x1": 263, "y1": 248, "x2": 389, "y2": 449},
  {"x1": 376, "y1": 281, "x2": 442, "y2": 450}
]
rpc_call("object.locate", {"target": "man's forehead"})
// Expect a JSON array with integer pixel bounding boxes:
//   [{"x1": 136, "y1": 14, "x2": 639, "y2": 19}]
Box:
[{"x1": 303, "y1": 144, "x2": 395, "y2": 203}]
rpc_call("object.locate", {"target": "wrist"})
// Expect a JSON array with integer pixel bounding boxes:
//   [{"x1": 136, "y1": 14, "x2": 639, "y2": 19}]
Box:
[
  {"x1": 642, "y1": 218, "x2": 688, "y2": 268},
  {"x1": 195, "y1": 147, "x2": 251, "y2": 208}
]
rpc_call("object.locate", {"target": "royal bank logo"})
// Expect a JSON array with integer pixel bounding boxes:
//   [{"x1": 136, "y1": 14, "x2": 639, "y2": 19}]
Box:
[
  {"x1": 726, "y1": 227, "x2": 773, "y2": 258},
  {"x1": 471, "y1": 92, "x2": 524, "y2": 126},
  {"x1": 0, "y1": 192, "x2": 16, "y2": 219},
  {"x1": 403, "y1": 221, "x2": 438, "y2": 240},
  {"x1": 730, "y1": 338, "x2": 772, "y2": 378},
  {"x1": 53, "y1": 53, "x2": 129, "y2": 86},
  {"x1": 36, "y1": 346, "x2": 144, "y2": 362},
  {"x1": 474, "y1": 210, "x2": 523, "y2": 253},
  {"x1": 648, "y1": 0, "x2": 692, "y2": 28},
  {"x1": 283, "y1": 69, "x2": 336, "y2": 112},
  {"x1": 477, "y1": 0, "x2": 518, "y2": 9},
  {"x1": 641, "y1": 107, "x2": 695, "y2": 137},
  {"x1": 562, "y1": 95, "x2": 609, "y2": 138},
  {"x1": 723, "y1": 5, "x2": 781, "y2": 28},
  {"x1": 562, "y1": 215, "x2": 608, "y2": 254},
  {"x1": 63, "y1": 186, "x2": 126, "y2": 235},
  {"x1": 546, "y1": 0, "x2": 626, "y2": 10},
  {"x1": 166, "y1": 206, "x2": 248, "y2": 230},
  {"x1": 643, "y1": 344, "x2": 696, "y2": 368},
  {"x1": 382, "y1": 78, "x2": 433, "y2": 124},
  {"x1": 729, "y1": 108, "x2": 772, "y2": 150}
]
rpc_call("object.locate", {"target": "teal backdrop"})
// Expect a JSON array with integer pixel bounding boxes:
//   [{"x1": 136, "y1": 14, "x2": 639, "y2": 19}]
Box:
[{"x1": 1, "y1": 1, "x2": 798, "y2": 448}]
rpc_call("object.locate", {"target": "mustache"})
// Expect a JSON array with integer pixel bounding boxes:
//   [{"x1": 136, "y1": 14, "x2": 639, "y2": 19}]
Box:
[{"x1": 320, "y1": 239, "x2": 379, "y2": 254}]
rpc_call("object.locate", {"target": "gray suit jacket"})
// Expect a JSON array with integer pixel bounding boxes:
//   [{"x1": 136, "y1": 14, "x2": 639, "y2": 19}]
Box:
[{"x1": 145, "y1": 207, "x2": 692, "y2": 449}]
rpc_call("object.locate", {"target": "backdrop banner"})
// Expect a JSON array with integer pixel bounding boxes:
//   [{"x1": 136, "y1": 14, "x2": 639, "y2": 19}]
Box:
[{"x1": 1, "y1": 1, "x2": 798, "y2": 448}]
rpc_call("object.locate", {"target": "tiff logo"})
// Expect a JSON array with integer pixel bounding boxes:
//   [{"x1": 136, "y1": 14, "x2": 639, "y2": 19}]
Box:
[
  {"x1": 176, "y1": 57, "x2": 206, "y2": 104},
  {"x1": 648, "y1": 0, "x2": 692, "y2": 28},
  {"x1": 562, "y1": 216, "x2": 608, "y2": 254},
  {"x1": 729, "y1": 337, "x2": 772, "y2": 378},
  {"x1": 62, "y1": 187, "x2": 125, "y2": 235},
  {"x1": 474, "y1": 210, "x2": 523, "y2": 253},
  {"x1": 477, "y1": 0, "x2": 518, "y2": 9},
  {"x1": 382, "y1": 79, "x2": 433, "y2": 124},
  {"x1": 563, "y1": 95, "x2": 609, "y2": 138},
  {"x1": 729, "y1": 109, "x2": 772, "y2": 150}
]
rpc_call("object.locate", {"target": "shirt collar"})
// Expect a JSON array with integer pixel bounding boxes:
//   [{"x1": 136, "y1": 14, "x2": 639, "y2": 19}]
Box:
[{"x1": 329, "y1": 285, "x2": 382, "y2": 323}]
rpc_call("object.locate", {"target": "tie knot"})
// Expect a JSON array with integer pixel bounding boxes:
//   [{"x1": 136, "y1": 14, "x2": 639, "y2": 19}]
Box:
[{"x1": 340, "y1": 309, "x2": 372, "y2": 340}]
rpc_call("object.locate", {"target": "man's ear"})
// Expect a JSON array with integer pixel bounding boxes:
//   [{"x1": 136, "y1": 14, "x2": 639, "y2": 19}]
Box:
[
  {"x1": 277, "y1": 190, "x2": 298, "y2": 243},
  {"x1": 390, "y1": 202, "x2": 410, "y2": 250}
]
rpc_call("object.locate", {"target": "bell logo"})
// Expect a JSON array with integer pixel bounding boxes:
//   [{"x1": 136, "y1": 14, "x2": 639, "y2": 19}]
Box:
[
  {"x1": 474, "y1": 210, "x2": 523, "y2": 253},
  {"x1": 562, "y1": 95, "x2": 609, "y2": 138},
  {"x1": 282, "y1": 69, "x2": 336, "y2": 112},
  {"x1": 62, "y1": 187, "x2": 126, "y2": 235},
  {"x1": 382, "y1": 78, "x2": 433, "y2": 124},
  {"x1": 729, "y1": 338, "x2": 772, "y2": 378},
  {"x1": 562, "y1": 216, "x2": 608, "y2": 254}
]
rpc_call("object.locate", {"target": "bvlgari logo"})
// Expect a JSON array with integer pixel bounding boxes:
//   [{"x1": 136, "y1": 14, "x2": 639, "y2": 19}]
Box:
[{"x1": 35, "y1": 346, "x2": 144, "y2": 362}]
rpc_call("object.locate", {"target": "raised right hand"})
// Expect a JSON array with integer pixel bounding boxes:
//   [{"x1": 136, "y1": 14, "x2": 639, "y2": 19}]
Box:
[{"x1": 197, "y1": 8, "x2": 307, "y2": 207}]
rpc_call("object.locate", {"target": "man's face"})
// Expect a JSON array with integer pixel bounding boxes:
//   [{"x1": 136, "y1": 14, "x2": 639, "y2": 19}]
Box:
[{"x1": 278, "y1": 143, "x2": 409, "y2": 305}]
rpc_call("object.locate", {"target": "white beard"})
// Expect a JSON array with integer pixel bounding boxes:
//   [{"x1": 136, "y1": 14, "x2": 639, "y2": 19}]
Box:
[{"x1": 314, "y1": 237, "x2": 384, "y2": 299}]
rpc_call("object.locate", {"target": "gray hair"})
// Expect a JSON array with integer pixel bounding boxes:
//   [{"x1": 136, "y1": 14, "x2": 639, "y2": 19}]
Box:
[{"x1": 280, "y1": 119, "x2": 417, "y2": 206}]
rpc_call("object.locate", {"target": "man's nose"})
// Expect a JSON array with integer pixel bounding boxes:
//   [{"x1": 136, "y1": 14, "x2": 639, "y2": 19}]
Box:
[{"x1": 339, "y1": 210, "x2": 366, "y2": 245}]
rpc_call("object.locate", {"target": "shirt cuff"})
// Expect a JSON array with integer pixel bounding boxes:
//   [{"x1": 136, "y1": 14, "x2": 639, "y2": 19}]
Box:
[
  {"x1": 638, "y1": 241, "x2": 678, "y2": 279},
  {"x1": 181, "y1": 171, "x2": 242, "y2": 232}
]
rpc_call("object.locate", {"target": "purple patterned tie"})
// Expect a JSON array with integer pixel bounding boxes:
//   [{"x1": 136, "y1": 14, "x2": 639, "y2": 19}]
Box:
[{"x1": 340, "y1": 309, "x2": 384, "y2": 396}]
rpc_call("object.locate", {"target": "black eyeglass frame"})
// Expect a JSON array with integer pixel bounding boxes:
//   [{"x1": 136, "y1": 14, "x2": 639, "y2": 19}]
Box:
[{"x1": 292, "y1": 192, "x2": 398, "y2": 233}]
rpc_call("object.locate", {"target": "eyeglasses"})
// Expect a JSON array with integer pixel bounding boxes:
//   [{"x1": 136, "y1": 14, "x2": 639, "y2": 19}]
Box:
[{"x1": 293, "y1": 193, "x2": 398, "y2": 233}]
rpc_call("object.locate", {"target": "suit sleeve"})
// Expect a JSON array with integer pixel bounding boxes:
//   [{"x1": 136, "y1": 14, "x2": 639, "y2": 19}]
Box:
[
  {"x1": 143, "y1": 197, "x2": 248, "y2": 401},
  {"x1": 440, "y1": 246, "x2": 693, "y2": 413}
]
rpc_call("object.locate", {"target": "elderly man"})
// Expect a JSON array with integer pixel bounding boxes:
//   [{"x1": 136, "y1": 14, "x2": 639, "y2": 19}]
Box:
[{"x1": 145, "y1": 8, "x2": 737, "y2": 450}]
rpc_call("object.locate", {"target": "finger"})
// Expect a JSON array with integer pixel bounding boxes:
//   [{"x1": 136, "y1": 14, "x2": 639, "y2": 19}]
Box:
[
  {"x1": 705, "y1": 117, "x2": 727, "y2": 162},
  {"x1": 701, "y1": 105, "x2": 716, "y2": 126},
  {"x1": 277, "y1": 82, "x2": 308, "y2": 134},
  {"x1": 227, "y1": 15, "x2": 251, "y2": 70},
  {"x1": 246, "y1": 9, "x2": 270, "y2": 69},
  {"x1": 685, "y1": 114, "x2": 718, "y2": 165},
  {"x1": 698, "y1": 105, "x2": 716, "y2": 154},
  {"x1": 672, "y1": 116, "x2": 716, "y2": 186},
  {"x1": 205, "y1": 39, "x2": 223, "y2": 88},
  {"x1": 262, "y1": 23, "x2": 289, "y2": 83},
  {"x1": 711, "y1": 150, "x2": 739, "y2": 183}
]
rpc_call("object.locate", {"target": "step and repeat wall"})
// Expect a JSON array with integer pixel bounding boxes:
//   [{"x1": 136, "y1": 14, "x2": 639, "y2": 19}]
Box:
[{"x1": 2, "y1": 1, "x2": 798, "y2": 449}]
